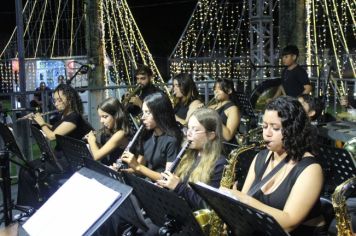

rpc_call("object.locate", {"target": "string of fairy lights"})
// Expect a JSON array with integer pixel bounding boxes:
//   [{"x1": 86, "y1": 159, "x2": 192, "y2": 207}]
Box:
[
  {"x1": 0, "y1": 0, "x2": 354, "y2": 96},
  {"x1": 169, "y1": 0, "x2": 250, "y2": 81}
]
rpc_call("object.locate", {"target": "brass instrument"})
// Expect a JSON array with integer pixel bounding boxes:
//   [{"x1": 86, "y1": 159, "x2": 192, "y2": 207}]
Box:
[
  {"x1": 208, "y1": 141, "x2": 266, "y2": 236},
  {"x1": 205, "y1": 96, "x2": 217, "y2": 108},
  {"x1": 331, "y1": 176, "x2": 356, "y2": 236},
  {"x1": 237, "y1": 126, "x2": 263, "y2": 146},
  {"x1": 122, "y1": 84, "x2": 142, "y2": 106},
  {"x1": 344, "y1": 137, "x2": 356, "y2": 161},
  {"x1": 17, "y1": 110, "x2": 58, "y2": 121}
]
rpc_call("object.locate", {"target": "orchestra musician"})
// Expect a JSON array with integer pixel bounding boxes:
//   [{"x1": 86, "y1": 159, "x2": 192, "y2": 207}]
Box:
[
  {"x1": 85, "y1": 97, "x2": 131, "y2": 166},
  {"x1": 117, "y1": 92, "x2": 183, "y2": 181},
  {"x1": 157, "y1": 108, "x2": 227, "y2": 210},
  {"x1": 172, "y1": 73, "x2": 203, "y2": 127},
  {"x1": 126, "y1": 65, "x2": 163, "y2": 116},
  {"x1": 17, "y1": 84, "x2": 93, "y2": 208},
  {"x1": 209, "y1": 78, "x2": 240, "y2": 145},
  {"x1": 221, "y1": 96, "x2": 327, "y2": 235}
]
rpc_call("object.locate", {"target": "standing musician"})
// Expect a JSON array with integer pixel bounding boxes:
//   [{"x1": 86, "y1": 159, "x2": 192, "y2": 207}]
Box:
[
  {"x1": 157, "y1": 108, "x2": 227, "y2": 210},
  {"x1": 17, "y1": 84, "x2": 93, "y2": 208},
  {"x1": 117, "y1": 92, "x2": 183, "y2": 181},
  {"x1": 221, "y1": 96, "x2": 327, "y2": 235},
  {"x1": 209, "y1": 78, "x2": 240, "y2": 145},
  {"x1": 85, "y1": 97, "x2": 131, "y2": 166},
  {"x1": 126, "y1": 65, "x2": 163, "y2": 116},
  {"x1": 172, "y1": 73, "x2": 203, "y2": 127}
]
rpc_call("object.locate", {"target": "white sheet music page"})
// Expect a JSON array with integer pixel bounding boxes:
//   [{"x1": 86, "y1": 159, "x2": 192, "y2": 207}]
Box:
[{"x1": 23, "y1": 172, "x2": 121, "y2": 236}]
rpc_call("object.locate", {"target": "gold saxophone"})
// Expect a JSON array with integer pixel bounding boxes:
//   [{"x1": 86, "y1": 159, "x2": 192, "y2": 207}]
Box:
[
  {"x1": 208, "y1": 141, "x2": 266, "y2": 236},
  {"x1": 331, "y1": 176, "x2": 356, "y2": 236}
]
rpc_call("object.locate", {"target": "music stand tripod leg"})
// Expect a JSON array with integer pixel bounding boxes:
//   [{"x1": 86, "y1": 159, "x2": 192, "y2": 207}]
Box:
[{"x1": 0, "y1": 149, "x2": 13, "y2": 226}]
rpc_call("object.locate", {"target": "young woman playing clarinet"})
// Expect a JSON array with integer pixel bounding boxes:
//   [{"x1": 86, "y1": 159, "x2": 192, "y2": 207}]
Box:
[
  {"x1": 118, "y1": 92, "x2": 183, "y2": 181},
  {"x1": 85, "y1": 97, "x2": 131, "y2": 166},
  {"x1": 157, "y1": 108, "x2": 227, "y2": 210},
  {"x1": 172, "y1": 73, "x2": 203, "y2": 127},
  {"x1": 221, "y1": 96, "x2": 327, "y2": 235}
]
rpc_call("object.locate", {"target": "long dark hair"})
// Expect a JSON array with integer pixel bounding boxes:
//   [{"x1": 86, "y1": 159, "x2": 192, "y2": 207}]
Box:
[
  {"x1": 98, "y1": 97, "x2": 130, "y2": 136},
  {"x1": 265, "y1": 96, "x2": 316, "y2": 162},
  {"x1": 173, "y1": 73, "x2": 201, "y2": 106},
  {"x1": 214, "y1": 78, "x2": 241, "y2": 107},
  {"x1": 144, "y1": 92, "x2": 183, "y2": 144},
  {"x1": 54, "y1": 84, "x2": 83, "y2": 114}
]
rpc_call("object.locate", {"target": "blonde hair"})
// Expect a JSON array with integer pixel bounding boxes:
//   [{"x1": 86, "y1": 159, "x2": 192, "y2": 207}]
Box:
[{"x1": 175, "y1": 108, "x2": 222, "y2": 184}]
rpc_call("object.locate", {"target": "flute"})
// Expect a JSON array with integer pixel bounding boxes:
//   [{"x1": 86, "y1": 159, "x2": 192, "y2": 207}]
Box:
[
  {"x1": 17, "y1": 110, "x2": 58, "y2": 121},
  {"x1": 116, "y1": 124, "x2": 145, "y2": 170}
]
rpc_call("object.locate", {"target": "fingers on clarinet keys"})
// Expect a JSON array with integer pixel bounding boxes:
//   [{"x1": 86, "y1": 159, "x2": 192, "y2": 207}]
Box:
[{"x1": 115, "y1": 158, "x2": 128, "y2": 171}]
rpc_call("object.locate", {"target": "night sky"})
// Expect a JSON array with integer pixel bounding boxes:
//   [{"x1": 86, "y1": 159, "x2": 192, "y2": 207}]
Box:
[{"x1": 0, "y1": 0, "x2": 197, "y2": 60}]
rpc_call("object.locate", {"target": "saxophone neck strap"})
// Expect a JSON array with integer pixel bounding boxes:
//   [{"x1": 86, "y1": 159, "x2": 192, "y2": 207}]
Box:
[{"x1": 247, "y1": 153, "x2": 287, "y2": 196}]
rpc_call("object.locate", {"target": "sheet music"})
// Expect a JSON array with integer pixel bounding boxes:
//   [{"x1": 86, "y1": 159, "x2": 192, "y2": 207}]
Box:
[
  {"x1": 195, "y1": 182, "x2": 239, "y2": 201},
  {"x1": 23, "y1": 172, "x2": 121, "y2": 236}
]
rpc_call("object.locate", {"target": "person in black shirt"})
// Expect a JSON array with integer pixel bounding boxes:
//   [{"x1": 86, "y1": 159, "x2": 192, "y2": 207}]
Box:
[
  {"x1": 298, "y1": 94, "x2": 324, "y2": 123},
  {"x1": 17, "y1": 84, "x2": 93, "y2": 208},
  {"x1": 126, "y1": 65, "x2": 163, "y2": 116},
  {"x1": 272, "y1": 45, "x2": 312, "y2": 98},
  {"x1": 157, "y1": 108, "x2": 227, "y2": 210},
  {"x1": 85, "y1": 97, "x2": 130, "y2": 166},
  {"x1": 172, "y1": 73, "x2": 203, "y2": 126},
  {"x1": 118, "y1": 92, "x2": 183, "y2": 181}
]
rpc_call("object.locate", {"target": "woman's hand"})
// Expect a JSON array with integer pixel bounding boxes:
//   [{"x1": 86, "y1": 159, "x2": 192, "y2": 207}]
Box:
[
  {"x1": 86, "y1": 130, "x2": 96, "y2": 144},
  {"x1": 219, "y1": 185, "x2": 251, "y2": 203},
  {"x1": 156, "y1": 171, "x2": 180, "y2": 190},
  {"x1": 121, "y1": 151, "x2": 140, "y2": 171},
  {"x1": 32, "y1": 113, "x2": 45, "y2": 125}
]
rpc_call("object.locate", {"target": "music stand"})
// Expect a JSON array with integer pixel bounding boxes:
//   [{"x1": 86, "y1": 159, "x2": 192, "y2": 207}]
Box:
[
  {"x1": 56, "y1": 134, "x2": 149, "y2": 232},
  {"x1": 31, "y1": 126, "x2": 64, "y2": 173},
  {"x1": 190, "y1": 183, "x2": 289, "y2": 236},
  {"x1": 124, "y1": 173, "x2": 204, "y2": 235}
]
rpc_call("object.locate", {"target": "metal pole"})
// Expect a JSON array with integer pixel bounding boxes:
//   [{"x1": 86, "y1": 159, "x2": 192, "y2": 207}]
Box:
[{"x1": 15, "y1": 0, "x2": 32, "y2": 160}]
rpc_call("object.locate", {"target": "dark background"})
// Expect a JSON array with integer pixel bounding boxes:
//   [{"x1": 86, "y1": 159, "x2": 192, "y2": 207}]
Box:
[{"x1": 0, "y1": 0, "x2": 196, "y2": 59}]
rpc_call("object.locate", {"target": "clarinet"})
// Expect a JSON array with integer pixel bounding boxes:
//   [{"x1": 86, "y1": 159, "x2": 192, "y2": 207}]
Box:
[
  {"x1": 116, "y1": 124, "x2": 145, "y2": 170},
  {"x1": 167, "y1": 140, "x2": 192, "y2": 174}
]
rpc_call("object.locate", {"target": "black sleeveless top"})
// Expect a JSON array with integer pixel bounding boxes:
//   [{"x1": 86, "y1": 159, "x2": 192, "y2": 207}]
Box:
[
  {"x1": 174, "y1": 102, "x2": 189, "y2": 120},
  {"x1": 251, "y1": 150, "x2": 323, "y2": 224},
  {"x1": 216, "y1": 101, "x2": 237, "y2": 145},
  {"x1": 99, "y1": 133, "x2": 125, "y2": 166}
]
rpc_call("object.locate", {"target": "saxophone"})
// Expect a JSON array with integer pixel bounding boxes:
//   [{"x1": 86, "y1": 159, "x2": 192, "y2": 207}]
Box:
[
  {"x1": 208, "y1": 141, "x2": 266, "y2": 236},
  {"x1": 331, "y1": 176, "x2": 356, "y2": 236}
]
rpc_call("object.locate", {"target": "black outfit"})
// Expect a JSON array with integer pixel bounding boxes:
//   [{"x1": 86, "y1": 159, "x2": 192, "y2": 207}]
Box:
[
  {"x1": 174, "y1": 102, "x2": 189, "y2": 121},
  {"x1": 138, "y1": 133, "x2": 179, "y2": 173},
  {"x1": 251, "y1": 149, "x2": 327, "y2": 236},
  {"x1": 216, "y1": 101, "x2": 238, "y2": 152},
  {"x1": 281, "y1": 65, "x2": 310, "y2": 97},
  {"x1": 17, "y1": 112, "x2": 93, "y2": 209},
  {"x1": 98, "y1": 132, "x2": 125, "y2": 166},
  {"x1": 174, "y1": 155, "x2": 227, "y2": 210}
]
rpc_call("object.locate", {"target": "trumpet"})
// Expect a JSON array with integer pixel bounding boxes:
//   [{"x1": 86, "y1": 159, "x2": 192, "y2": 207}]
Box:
[
  {"x1": 122, "y1": 84, "x2": 143, "y2": 106},
  {"x1": 17, "y1": 110, "x2": 58, "y2": 121}
]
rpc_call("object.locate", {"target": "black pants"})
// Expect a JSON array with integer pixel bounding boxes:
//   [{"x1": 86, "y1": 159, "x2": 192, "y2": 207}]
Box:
[{"x1": 17, "y1": 158, "x2": 71, "y2": 209}]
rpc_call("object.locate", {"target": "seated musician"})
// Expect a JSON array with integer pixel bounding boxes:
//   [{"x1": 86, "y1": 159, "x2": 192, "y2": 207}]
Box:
[
  {"x1": 209, "y1": 78, "x2": 240, "y2": 150},
  {"x1": 298, "y1": 94, "x2": 324, "y2": 123},
  {"x1": 118, "y1": 92, "x2": 183, "y2": 181},
  {"x1": 221, "y1": 96, "x2": 327, "y2": 235},
  {"x1": 157, "y1": 108, "x2": 227, "y2": 210},
  {"x1": 85, "y1": 97, "x2": 131, "y2": 166},
  {"x1": 172, "y1": 73, "x2": 203, "y2": 127},
  {"x1": 17, "y1": 84, "x2": 93, "y2": 208}
]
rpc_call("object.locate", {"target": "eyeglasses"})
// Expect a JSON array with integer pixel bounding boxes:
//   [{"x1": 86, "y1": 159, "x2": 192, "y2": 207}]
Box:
[{"x1": 186, "y1": 127, "x2": 206, "y2": 135}]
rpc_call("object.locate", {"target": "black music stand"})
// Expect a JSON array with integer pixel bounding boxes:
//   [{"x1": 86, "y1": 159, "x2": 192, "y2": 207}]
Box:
[
  {"x1": 31, "y1": 126, "x2": 64, "y2": 173},
  {"x1": 0, "y1": 123, "x2": 35, "y2": 225},
  {"x1": 124, "y1": 173, "x2": 204, "y2": 235},
  {"x1": 56, "y1": 134, "x2": 149, "y2": 232},
  {"x1": 190, "y1": 183, "x2": 290, "y2": 236}
]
